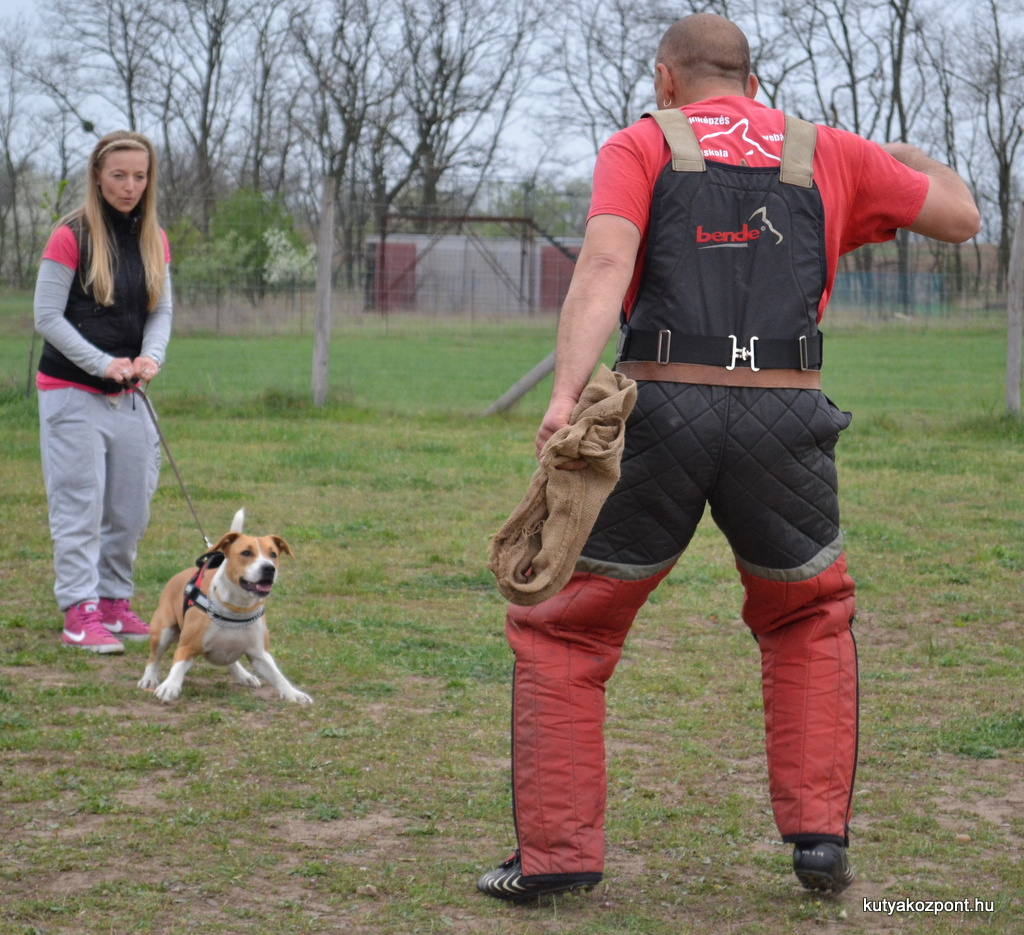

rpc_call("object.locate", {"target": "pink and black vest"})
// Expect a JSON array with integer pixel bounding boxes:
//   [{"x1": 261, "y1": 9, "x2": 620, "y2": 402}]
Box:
[{"x1": 39, "y1": 201, "x2": 151, "y2": 394}]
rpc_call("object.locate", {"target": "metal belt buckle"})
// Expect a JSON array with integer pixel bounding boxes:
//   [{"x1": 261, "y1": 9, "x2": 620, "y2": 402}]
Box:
[
  {"x1": 615, "y1": 328, "x2": 627, "y2": 363},
  {"x1": 799, "y1": 334, "x2": 810, "y2": 371},
  {"x1": 727, "y1": 334, "x2": 759, "y2": 371},
  {"x1": 657, "y1": 329, "x2": 671, "y2": 365}
]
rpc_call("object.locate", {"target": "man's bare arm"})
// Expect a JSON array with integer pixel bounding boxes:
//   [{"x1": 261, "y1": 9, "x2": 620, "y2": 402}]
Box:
[
  {"x1": 881, "y1": 143, "x2": 981, "y2": 244},
  {"x1": 536, "y1": 214, "x2": 642, "y2": 457}
]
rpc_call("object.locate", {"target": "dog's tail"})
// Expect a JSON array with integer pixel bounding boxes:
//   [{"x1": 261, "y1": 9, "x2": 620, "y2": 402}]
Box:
[{"x1": 231, "y1": 508, "x2": 245, "y2": 533}]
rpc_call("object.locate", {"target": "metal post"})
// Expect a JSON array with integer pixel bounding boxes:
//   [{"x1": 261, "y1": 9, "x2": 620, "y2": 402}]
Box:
[
  {"x1": 1007, "y1": 201, "x2": 1024, "y2": 417},
  {"x1": 312, "y1": 174, "x2": 337, "y2": 408}
]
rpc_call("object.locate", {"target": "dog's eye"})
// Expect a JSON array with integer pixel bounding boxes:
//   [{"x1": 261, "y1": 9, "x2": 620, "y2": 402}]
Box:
[
  {"x1": 241, "y1": 549, "x2": 253, "y2": 557},
  {"x1": 269, "y1": 550, "x2": 278, "y2": 559}
]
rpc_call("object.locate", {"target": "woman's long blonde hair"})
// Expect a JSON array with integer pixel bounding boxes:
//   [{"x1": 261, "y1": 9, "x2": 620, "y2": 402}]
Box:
[{"x1": 61, "y1": 130, "x2": 166, "y2": 310}]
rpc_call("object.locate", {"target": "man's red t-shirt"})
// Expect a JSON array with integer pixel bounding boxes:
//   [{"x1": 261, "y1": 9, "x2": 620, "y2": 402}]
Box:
[{"x1": 588, "y1": 96, "x2": 929, "y2": 320}]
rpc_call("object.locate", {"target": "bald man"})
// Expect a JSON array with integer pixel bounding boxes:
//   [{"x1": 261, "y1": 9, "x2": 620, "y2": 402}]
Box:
[{"x1": 478, "y1": 13, "x2": 979, "y2": 902}]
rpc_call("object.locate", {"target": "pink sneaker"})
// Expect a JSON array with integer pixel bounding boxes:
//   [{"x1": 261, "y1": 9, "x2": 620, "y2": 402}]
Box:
[
  {"x1": 98, "y1": 598, "x2": 151, "y2": 641},
  {"x1": 62, "y1": 601, "x2": 125, "y2": 653}
]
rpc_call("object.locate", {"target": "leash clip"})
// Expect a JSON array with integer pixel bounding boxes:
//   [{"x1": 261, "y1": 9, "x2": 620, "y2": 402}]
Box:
[{"x1": 727, "y1": 334, "x2": 759, "y2": 372}]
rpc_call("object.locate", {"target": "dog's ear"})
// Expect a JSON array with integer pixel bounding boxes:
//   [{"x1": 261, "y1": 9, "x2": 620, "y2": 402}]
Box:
[
  {"x1": 212, "y1": 531, "x2": 242, "y2": 553},
  {"x1": 270, "y1": 536, "x2": 293, "y2": 558}
]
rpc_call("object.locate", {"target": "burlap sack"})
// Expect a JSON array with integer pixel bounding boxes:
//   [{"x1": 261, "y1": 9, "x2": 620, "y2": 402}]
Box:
[{"x1": 488, "y1": 364, "x2": 637, "y2": 606}]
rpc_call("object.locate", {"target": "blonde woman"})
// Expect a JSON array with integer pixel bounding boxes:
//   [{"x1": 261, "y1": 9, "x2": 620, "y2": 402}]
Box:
[{"x1": 35, "y1": 130, "x2": 172, "y2": 653}]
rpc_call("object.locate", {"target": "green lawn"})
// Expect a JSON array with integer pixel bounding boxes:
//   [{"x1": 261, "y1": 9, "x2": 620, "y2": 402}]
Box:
[{"x1": 1, "y1": 305, "x2": 1021, "y2": 933}]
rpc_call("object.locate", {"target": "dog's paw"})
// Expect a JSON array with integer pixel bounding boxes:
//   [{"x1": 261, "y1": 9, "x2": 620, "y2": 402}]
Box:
[
  {"x1": 232, "y1": 670, "x2": 262, "y2": 688},
  {"x1": 154, "y1": 682, "x2": 182, "y2": 703},
  {"x1": 285, "y1": 690, "x2": 313, "y2": 706},
  {"x1": 137, "y1": 676, "x2": 158, "y2": 691}
]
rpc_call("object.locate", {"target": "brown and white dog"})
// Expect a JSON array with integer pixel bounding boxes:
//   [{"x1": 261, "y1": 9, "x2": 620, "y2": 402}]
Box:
[{"x1": 138, "y1": 509, "x2": 312, "y2": 705}]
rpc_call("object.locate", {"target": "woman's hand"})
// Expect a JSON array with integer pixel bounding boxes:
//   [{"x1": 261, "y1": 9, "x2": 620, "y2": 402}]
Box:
[
  {"x1": 133, "y1": 356, "x2": 160, "y2": 383},
  {"x1": 104, "y1": 357, "x2": 136, "y2": 385}
]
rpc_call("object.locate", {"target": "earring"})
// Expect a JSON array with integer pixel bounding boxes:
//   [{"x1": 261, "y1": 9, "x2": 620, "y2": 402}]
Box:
[{"x1": 662, "y1": 99, "x2": 672, "y2": 108}]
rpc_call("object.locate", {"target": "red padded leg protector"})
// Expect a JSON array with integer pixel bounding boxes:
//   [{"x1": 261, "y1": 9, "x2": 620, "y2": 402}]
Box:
[
  {"x1": 740, "y1": 554, "x2": 858, "y2": 844},
  {"x1": 506, "y1": 569, "x2": 669, "y2": 878}
]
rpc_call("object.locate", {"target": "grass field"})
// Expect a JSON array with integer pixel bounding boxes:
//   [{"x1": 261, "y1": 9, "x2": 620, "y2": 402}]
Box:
[{"x1": 1, "y1": 302, "x2": 1022, "y2": 934}]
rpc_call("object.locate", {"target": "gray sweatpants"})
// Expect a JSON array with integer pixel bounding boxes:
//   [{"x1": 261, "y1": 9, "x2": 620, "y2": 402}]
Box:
[{"x1": 38, "y1": 387, "x2": 160, "y2": 610}]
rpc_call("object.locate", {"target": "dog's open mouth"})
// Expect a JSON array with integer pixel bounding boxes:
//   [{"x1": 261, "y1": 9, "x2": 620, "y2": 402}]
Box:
[{"x1": 241, "y1": 579, "x2": 274, "y2": 596}]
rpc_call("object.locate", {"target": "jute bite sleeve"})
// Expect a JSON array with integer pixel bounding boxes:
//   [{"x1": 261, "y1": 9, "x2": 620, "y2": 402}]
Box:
[{"x1": 488, "y1": 365, "x2": 637, "y2": 605}]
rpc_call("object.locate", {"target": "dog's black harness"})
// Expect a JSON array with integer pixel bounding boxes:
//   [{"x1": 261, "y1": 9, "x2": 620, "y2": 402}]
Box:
[{"x1": 183, "y1": 551, "x2": 266, "y2": 628}]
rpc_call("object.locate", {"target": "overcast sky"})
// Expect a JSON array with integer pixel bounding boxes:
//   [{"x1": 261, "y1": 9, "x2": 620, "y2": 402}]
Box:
[{"x1": 0, "y1": 0, "x2": 600, "y2": 182}]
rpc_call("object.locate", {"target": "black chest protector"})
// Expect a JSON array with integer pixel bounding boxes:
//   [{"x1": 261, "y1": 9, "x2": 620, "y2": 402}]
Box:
[{"x1": 619, "y1": 111, "x2": 827, "y2": 372}]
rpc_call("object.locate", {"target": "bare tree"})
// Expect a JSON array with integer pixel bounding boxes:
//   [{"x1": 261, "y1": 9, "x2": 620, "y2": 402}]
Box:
[
  {"x1": 291, "y1": 0, "x2": 385, "y2": 189},
  {"x1": 0, "y1": 32, "x2": 44, "y2": 288},
  {"x1": 773, "y1": 0, "x2": 891, "y2": 290},
  {"x1": 40, "y1": 0, "x2": 165, "y2": 131},
  {"x1": 394, "y1": 0, "x2": 544, "y2": 217},
  {"x1": 957, "y1": 0, "x2": 1024, "y2": 291},
  {"x1": 238, "y1": 0, "x2": 299, "y2": 196},
  {"x1": 775, "y1": 0, "x2": 888, "y2": 135},
  {"x1": 547, "y1": 0, "x2": 667, "y2": 155},
  {"x1": 919, "y1": 14, "x2": 976, "y2": 298},
  {"x1": 290, "y1": 0, "x2": 391, "y2": 286},
  {"x1": 742, "y1": 0, "x2": 813, "y2": 109},
  {"x1": 879, "y1": 0, "x2": 931, "y2": 311},
  {"x1": 155, "y1": 0, "x2": 255, "y2": 231}
]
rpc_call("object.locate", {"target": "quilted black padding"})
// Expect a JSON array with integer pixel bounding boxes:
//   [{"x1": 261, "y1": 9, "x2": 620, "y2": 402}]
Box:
[{"x1": 581, "y1": 381, "x2": 852, "y2": 572}]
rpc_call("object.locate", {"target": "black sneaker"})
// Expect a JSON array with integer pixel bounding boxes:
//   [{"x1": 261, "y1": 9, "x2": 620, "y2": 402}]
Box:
[
  {"x1": 477, "y1": 851, "x2": 602, "y2": 902},
  {"x1": 793, "y1": 842, "x2": 854, "y2": 893}
]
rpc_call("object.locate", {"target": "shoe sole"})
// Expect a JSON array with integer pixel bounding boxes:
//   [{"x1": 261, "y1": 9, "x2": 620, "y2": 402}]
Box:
[
  {"x1": 62, "y1": 642, "x2": 124, "y2": 654},
  {"x1": 795, "y1": 869, "x2": 853, "y2": 894},
  {"x1": 481, "y1": 882, "x2": 597, "y2": 903}
]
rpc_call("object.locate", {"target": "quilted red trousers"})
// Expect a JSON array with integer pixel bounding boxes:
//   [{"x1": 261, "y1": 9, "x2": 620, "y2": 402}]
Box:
[{"x1": 504, "y1": 382, "x2": 859, "y2": 878}]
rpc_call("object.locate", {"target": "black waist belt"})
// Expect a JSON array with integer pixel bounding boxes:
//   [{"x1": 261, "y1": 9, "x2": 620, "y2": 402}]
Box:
[{"x1": 618, "y1": 328, "x2": 823, "y2": 371}]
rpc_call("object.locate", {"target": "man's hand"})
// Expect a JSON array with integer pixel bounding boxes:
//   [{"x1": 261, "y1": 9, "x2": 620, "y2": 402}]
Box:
[{"x1": 536, "y1": 396, "x2": 587, "y2": 470}]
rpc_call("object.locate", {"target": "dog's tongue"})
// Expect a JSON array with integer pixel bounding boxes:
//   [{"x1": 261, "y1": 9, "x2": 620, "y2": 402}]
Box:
[{"x1": 255, "y1": 581, "x2": 273, "y2": 594}]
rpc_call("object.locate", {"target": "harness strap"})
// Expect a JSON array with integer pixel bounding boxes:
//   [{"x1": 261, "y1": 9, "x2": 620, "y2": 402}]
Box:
[
  {"x1": 644, "y1": 109, "x2": 818, "y2": 186},
  {"x1": 619, "y1": 328, "x2": 823, "y2": 371},
  {"x1": 182, "y1": 552, "x2": 265, "y2": 628},
  {"x1": 647, "y1": 108, "x2": 705, "y2": 172},
  {"x1": 780, "y1": 115, "x2": 817, "y2": 188}
]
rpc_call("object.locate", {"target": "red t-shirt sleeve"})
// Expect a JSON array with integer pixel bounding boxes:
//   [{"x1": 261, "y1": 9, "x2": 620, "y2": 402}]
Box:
[
  {"x1": 161, "y1": 228, "x2": 171, "y2": 263},
  {"x1": 41, "y1": 225, "x2": 79, "y2": 270},
  {"x1": 588, "y1": 116, "x2": 668, "y2": 233},
  {"x1": 588, "y1": 117, "x2": 671, "y2": 311},
  {"x1": 815, "y1": 126, "x2": 929, "y2": 257}
]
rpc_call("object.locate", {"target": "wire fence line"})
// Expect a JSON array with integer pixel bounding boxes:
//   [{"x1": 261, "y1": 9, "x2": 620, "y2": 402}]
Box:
[{"x1": 2, "y1": 200, "x2": 1005, "y2": 342}]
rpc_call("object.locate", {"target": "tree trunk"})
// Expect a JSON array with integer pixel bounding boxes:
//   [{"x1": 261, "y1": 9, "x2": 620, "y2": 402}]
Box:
[{"x1": 313, "y1": 175, "x2": 337, "y2": 408}]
